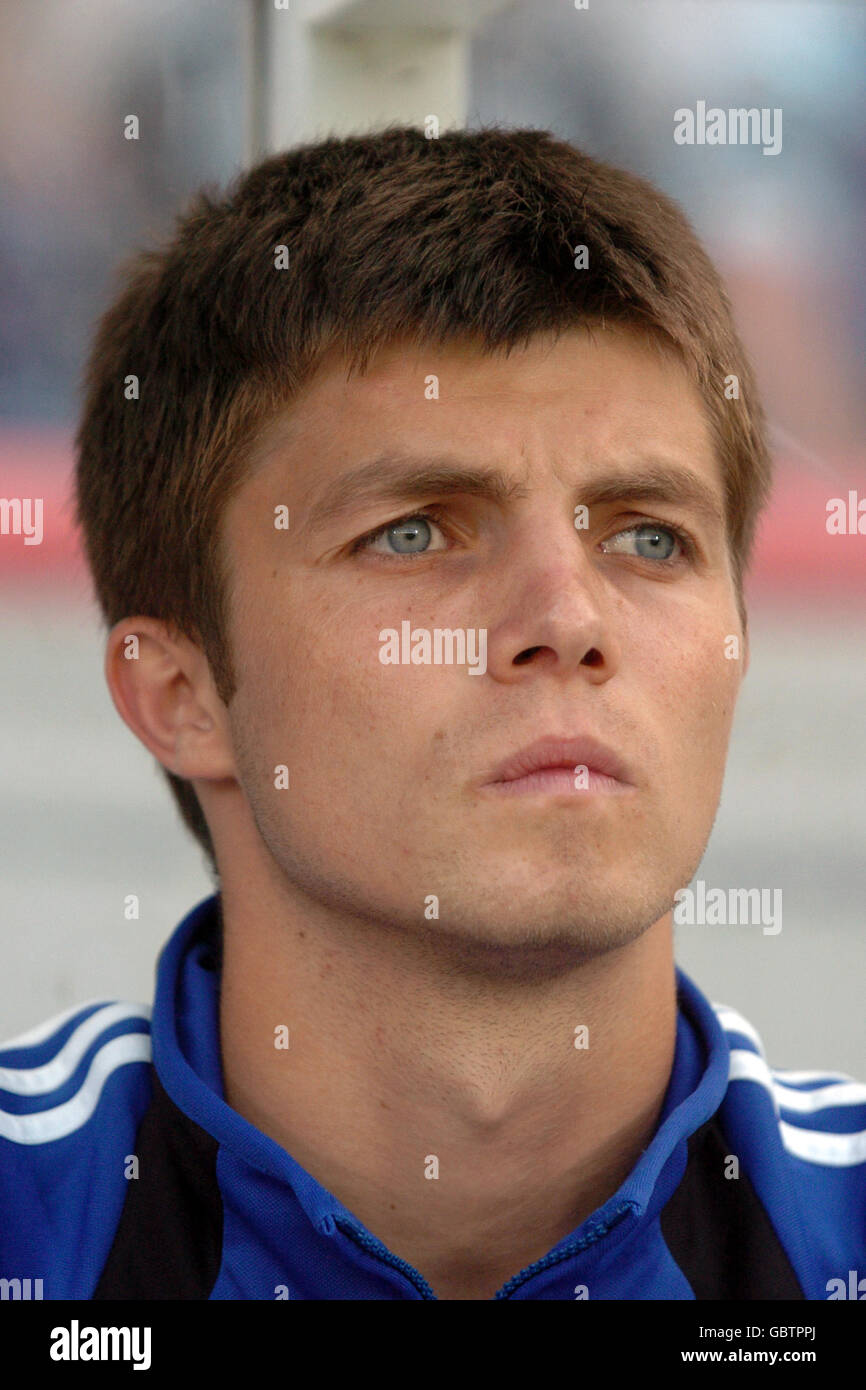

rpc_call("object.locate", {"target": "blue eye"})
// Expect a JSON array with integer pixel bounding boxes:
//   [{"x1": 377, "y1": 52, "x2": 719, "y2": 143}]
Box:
[
  {"x1": 601, "y1": 523, "x2": 688, "y2": 562},
  {"x1": 350, "y1": 511, "x2": 692, "y2": 563},
  {"x1": 353, "y1": 510, "x2": 448, "y2": 556}
]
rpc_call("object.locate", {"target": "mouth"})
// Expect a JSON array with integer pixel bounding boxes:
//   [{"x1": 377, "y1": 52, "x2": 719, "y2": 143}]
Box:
[{"x1": 479, "y1": 734, "x2": 635, "y2": 798}]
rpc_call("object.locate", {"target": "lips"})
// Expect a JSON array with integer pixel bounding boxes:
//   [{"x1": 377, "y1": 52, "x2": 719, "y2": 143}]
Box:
[{"x1": 483, "y1": 735, "x2": 633, "y2": 788}]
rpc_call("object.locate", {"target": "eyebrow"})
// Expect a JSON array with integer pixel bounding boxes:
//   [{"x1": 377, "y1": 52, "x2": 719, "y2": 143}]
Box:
[
  {"x1": 579, "y1": 467, "x2": 726, "y2": 528},
  {"x1": 302, "y1": 453, "x2": 726, "y2": 535}
]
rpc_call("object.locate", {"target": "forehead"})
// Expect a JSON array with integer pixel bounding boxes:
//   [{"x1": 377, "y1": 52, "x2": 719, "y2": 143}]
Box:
[
  {"x1": 257, "y1": 325, "x2": 717, "y2": 467},
  {"x1": 250, "y1": 326, "x2": 717, "y2": 482}
]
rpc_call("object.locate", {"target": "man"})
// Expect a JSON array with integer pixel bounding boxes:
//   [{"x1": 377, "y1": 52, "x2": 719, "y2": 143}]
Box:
[{"x1": 1, "y1": 127, "x2": 863, "y2": 1300}]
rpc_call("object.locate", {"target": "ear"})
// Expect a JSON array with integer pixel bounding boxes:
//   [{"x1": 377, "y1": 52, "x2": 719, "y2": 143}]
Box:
[{"x1": 104, "y1": 617, "x2": 238, "y2": 783}]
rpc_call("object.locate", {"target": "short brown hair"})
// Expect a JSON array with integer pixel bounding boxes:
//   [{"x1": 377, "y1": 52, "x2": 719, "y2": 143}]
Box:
[{"x1": 75, "y1": 125, "x2": 773, "y2": 873}]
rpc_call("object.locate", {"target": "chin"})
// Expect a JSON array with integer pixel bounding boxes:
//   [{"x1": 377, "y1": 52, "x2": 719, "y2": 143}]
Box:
[{"x1": 414, "y1": 901, "x2": 661, "y2": 982}]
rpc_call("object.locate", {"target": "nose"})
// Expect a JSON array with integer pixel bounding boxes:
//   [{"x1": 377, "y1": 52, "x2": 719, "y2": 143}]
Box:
[{"x1": 482, "y1": 509, "x2": 622, "y2": 685}]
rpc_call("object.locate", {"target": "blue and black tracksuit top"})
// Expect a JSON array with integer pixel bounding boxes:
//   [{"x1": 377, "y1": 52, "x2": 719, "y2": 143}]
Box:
[{"x1": 1, "y1": 893, "x2": 864, "y2": 1299}]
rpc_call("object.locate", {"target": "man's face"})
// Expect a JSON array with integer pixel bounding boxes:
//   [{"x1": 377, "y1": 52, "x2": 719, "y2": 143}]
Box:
[{"x1": 218, "y1": 327, "x2": 745, "y2": 962}]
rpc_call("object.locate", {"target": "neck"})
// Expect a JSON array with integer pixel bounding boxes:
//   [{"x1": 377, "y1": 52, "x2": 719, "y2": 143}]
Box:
[{"x1": 218, "y1": 870, "x2": 677, "y2": 1300}]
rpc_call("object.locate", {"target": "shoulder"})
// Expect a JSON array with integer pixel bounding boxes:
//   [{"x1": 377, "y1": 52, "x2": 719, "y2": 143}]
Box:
[
  {"x1": 0, "y1": 999, "x2": 154, "y2": 1298},
  {"x1": 713, "y1": 1000, "x2": 866, "y2": 1168},
  {"x1": 711, "y1": 1000, "x2": 866, "y2": 1293}
]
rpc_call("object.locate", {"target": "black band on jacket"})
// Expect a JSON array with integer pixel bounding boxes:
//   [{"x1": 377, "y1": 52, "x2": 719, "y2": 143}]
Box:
[
  {"x1": 92, "y1": 1069, "x2": 223, "y2": 1300},
  {"x1": 659, "y1": 1111, "x2": 805, "y2": 1299}
]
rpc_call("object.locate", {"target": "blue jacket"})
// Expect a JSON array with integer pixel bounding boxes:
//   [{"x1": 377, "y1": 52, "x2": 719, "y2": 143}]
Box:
[{"x1": 1, "y1": 894, "x2": 864, "y2": 1299}]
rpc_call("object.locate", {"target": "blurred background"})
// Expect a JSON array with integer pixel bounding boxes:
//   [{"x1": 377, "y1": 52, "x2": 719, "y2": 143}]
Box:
[{"x1": 1, "y1": 0, "x2": 863, "y2": 1071}]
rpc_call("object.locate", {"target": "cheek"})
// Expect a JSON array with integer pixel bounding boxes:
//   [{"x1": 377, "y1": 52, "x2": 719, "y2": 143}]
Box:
[
  {"x1": 658, "y1": 627, "x2": 743, "y2": 792},
  {"x1": 228, "y1": 588, "x2": 429, "y2": 788},
  {"x1": 627, "y1": 593, "x2": 743, "y2": 746}
]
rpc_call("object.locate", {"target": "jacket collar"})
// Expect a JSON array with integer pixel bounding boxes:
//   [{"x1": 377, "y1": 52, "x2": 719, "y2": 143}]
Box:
[{"x1": 151, "y1": 894, "x2": 731, "y2": 1269}]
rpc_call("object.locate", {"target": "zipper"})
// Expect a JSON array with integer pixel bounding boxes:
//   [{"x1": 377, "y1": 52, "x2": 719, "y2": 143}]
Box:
[
  {"x1": 335, "y1": 1199, "x2": 636, "y2": 1300},
  {"x1": 494, "y1": 1199, "x2": 637, "y2": 1298},
  {"x1": 334, "y1": 1217, "x2": 438, "y2": 1299}
]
